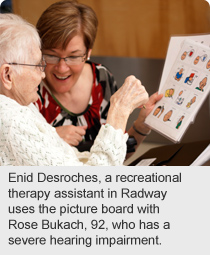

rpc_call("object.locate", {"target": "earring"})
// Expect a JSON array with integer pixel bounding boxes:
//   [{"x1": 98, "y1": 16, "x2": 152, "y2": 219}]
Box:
[{"x1": 87, "y1": 57, "x2": 90, "y2": 60}]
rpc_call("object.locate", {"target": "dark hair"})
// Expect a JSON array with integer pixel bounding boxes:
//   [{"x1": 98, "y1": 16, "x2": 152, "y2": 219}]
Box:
[{"x1": 36, "y1": 0, "x2": 98, "y2": 50}]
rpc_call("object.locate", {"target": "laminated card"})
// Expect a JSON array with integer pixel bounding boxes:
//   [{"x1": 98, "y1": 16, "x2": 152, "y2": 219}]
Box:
[{"x1": 145, "y1": 35, "x2": 210, "y2": 143}]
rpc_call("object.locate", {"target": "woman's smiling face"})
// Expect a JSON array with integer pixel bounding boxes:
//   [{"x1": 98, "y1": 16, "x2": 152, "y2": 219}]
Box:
[{"x1": 43, "y1": 34, "x2": 87, "y2": 94}]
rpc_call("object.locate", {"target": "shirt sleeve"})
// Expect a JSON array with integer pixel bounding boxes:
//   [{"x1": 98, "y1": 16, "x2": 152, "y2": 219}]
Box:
[{"x1": 95, "y1": 64, "x2": 118, "y2": 123}]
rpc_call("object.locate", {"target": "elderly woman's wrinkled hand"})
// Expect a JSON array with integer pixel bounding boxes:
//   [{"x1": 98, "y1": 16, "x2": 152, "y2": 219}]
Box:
[
  {"x1": 106, "y1": 75, "x2": 149, "y2": 131},
  {"x1": 110, "y1": 75, "x2": 149, "y2": 115}
]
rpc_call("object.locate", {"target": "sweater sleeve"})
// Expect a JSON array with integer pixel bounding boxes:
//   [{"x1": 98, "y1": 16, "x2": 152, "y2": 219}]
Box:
[
  {"x1": 86, "y1": 124, "x2": 128, "y2": 166},
  {"x1": 6, "y1": 105, "x2": 128, "y2": 166},
  {"x1": 75, "y1": 124, "x2": 128, "y2": 166},
  {"x1": 8, "y1": 112, "x2": 80, "y2": 166}
]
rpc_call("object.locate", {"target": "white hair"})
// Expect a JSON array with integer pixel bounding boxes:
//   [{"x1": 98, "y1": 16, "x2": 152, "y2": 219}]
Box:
[{"x1": 0, "y1": 14, "x2": 41, "y2": 73}]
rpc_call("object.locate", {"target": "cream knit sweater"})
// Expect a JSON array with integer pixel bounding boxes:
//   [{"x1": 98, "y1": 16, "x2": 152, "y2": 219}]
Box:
[{"x1": 0, "y1": 95, "x2": 128, "y2": 166}]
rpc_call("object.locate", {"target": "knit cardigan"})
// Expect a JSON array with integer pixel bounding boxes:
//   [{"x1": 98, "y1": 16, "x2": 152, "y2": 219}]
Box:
[{"x1": 0, "y1": 95, "x2": 128, "y2": 166}]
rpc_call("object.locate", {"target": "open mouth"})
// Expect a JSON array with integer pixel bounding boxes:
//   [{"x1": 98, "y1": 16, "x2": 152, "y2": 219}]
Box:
[{"x1": 54, "y1": 74, "x2": 71, "y2": 80}]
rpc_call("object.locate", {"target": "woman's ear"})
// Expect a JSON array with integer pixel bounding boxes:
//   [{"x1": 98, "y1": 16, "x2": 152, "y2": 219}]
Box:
[
  {"x1": 0, "y1": 64, "x2": 13, "y2": 90},
  {"x1": 87, "y1": 49, "x2": 92, "y2": 60}
]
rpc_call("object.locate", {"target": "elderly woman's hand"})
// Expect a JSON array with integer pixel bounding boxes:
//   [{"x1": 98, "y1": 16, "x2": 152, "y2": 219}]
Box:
[{"x1": 106, "y1": 75, "x2": 149, "y2": 132}]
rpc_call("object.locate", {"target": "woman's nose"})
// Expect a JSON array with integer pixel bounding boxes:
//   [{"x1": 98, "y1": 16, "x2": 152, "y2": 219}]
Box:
[
  {"x1": 55, "y1": 58, "x2": 70, "y2": 72},
  {"x1": 41, "y1": 71, "x2": 46, "y2": 79}
]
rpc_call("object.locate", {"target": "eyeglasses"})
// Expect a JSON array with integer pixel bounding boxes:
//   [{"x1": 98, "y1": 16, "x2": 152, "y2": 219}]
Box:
[
  {"x1": 43, "y1": 53, "x2": 86, "y2": 66},
  {"x1": 8, "y1": 58, "x2": 46, "y2": 72}
]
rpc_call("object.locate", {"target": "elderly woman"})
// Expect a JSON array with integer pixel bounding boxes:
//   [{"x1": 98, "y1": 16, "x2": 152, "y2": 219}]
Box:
[{"x1": 0, "y1": 14, "x2": 151, "y2": 166}]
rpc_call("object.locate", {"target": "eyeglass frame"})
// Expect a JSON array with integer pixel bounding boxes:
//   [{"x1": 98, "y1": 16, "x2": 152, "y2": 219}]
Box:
[
  {"x1": 8, "y1": 58, "x2": 47, "y2": 72},
  {"x1": 42, "y1": 52, "x2": 87, "y2": 66}
]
